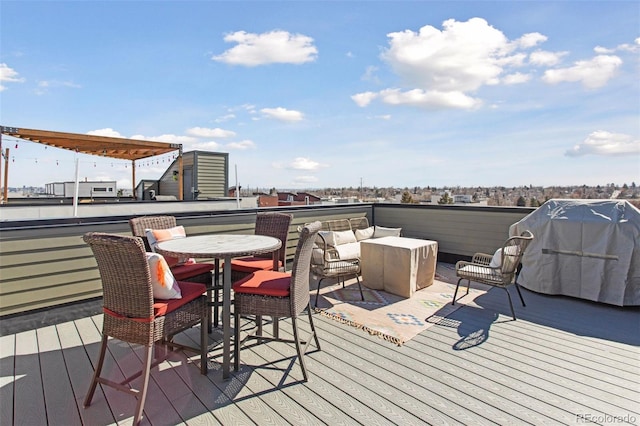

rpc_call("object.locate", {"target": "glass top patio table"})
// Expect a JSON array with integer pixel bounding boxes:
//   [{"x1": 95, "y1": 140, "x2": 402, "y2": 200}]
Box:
[{"x1": 156, "y1": 234, "x2": 282, "y2": 379}]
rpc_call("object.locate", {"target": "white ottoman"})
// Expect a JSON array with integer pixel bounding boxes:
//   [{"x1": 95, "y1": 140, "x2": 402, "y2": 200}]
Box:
[{"x1": 361, "y1": 236, "x2": 438, "y2": 298}]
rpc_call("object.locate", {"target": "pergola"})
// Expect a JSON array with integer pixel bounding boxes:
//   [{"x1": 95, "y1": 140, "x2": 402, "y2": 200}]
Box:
[{"x1": 0, "y1": 126, "x2": 184, "y2": 203}]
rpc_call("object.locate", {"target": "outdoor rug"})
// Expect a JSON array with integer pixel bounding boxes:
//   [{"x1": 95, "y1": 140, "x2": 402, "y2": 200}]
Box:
[{"x1": 312, "y1": 263, "x2": 487, "y2": 345}]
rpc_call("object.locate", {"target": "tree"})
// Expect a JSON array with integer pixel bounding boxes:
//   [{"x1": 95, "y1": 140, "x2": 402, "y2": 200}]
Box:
[
  {"x1": 530, "y1": 197, "x2": 540, "y2": 207},
  {"x1": 438, "y1": 192, "x2": 453, "y2": 204},
  {"x1": 516, "y1": 196, "x2": 526, "y2": 206},
  {"x1": 401, "y1": 191, "x2": 414, "y2": 204}
]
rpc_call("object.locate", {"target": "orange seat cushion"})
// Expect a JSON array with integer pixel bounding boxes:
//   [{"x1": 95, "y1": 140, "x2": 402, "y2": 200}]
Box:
[
  {"x1": 153, "y1": 281, "x2": 206, "y2": 317},
  {"x1": 171, "y1": 262, "x2": 214, "y2": 281},
  {"x1": 230, "y1": 256, "x2": 282, "y2": 273},
  {"x1": 232, "y1": 270, "x2": 291, "y2": 297}
]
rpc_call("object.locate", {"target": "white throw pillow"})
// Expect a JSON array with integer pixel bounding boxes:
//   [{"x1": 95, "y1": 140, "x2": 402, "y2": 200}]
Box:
[
  {"x1": 354, "y1": 226, "x2": 375, "y2": 241},
  {"x1": 373, "y1": 225, "x2": 402, "y2": 238},
  {"x1": 334, "y1": 242, "x2": 360, "y2": 260},
  {"x1": 489, "y1": 246, "x2": 519, "y2": 268},
  {"x1": 332, "y1": 230, "x2": 357, "y2": 245},
  {"x1": 145, "y1": 226, "x2": 190, "y2": 266},
  {"x1": 146, "y1": 252, "x2": 182, "y2": 299},
  {"x1": 489, "y1": 248, "x2": 503, "y2": 268}
]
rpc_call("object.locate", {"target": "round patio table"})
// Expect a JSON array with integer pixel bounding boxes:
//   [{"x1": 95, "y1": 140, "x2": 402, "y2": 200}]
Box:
[{"x1": 156, "y1": 234, "x2": 282, "y2": 379}]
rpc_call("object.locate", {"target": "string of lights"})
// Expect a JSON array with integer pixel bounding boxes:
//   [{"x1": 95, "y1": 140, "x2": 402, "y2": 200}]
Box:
[{"x1": 1, "y1": 136, "x2": 179, "y2": 168}]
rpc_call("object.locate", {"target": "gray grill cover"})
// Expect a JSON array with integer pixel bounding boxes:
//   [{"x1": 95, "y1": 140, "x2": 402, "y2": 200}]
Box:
[{"x1": 509, "y1": 199, "x2": 640, "y2": 306}]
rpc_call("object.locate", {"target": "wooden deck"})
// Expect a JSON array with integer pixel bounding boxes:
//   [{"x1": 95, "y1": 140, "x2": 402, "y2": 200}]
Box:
[{"x1": 1, "y1": 273, "x2": 639, "y2": 425}]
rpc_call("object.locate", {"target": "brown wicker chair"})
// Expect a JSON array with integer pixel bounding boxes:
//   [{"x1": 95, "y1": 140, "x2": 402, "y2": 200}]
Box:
[
  {"x1": 453, "y1": 231, "x2": 534, "y2": 320},
  {"x1": 82, "y1": 232, "x2": 208, "y2": 425},
  {"x1": 230, "y1": 212, "x2": 293, "y2": 282},
  {"x1": 129, "y1": 215, "x2": 222, "y2": 329},
  {"x1": 233, "y1": 221, "x2": 322, "y2": 381}
]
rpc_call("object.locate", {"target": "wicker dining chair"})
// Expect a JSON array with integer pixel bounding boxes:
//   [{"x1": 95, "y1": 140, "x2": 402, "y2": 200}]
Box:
[
  {"x1": 452, "y1": 230, "x2": 534, "y2": 320},
  {"x1": 82, "y1": 232, "x2": 208, "y2": 425},
  {"x1": 129, "y1": 215, "x2": 222, "y2": 329},
  {"x1": 230, "y1": 212, "x2": 293, "y2": 282},
  {"x1": 233, "y1": 221, "x2": 322, "y2": 381}
]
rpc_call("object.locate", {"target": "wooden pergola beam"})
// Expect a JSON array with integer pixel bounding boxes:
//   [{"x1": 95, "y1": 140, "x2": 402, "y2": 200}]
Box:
[{"x1": 0, "y1": 126, "x2": 184, "y2": 200}]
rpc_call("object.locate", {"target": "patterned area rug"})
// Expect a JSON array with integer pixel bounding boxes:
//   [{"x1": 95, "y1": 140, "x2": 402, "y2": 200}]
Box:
[{"x1": 312, "y1": 263, "x2": 486, "y2": 345}]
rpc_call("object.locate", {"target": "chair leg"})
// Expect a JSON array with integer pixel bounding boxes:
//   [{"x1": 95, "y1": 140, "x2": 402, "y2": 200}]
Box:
[
  {"x1": 504, "y1": 288, "x2": 517, "y2": 320},
  {"x1": 272, "y1": 316, "x2": 279, "y2": 339},
  {"x1": 355, "y1": 275, "x2": 364, "y2": 301},
  {"x1": 514, "y1": 282, "x2": 526, "y2": 307},
  {"x1": 234, "y1": 303, "x2": 241, "y2": 371},
  {"x1": 315, "y1": 277, "x2": 326, "y2": 308},
  {"x1": 291, "y1": 316, "x2": 308, "y2": 382},
  {"x1": 84, "y1": 334, "x2": 108, "y2": 407},
  {"x1": 207, "y1": 285, "x2": 214, "y2": 334},
  {"x1": 200, "y1": 313, "x2": 208, "y2": 375},
  {"x1": 452, "y1": 278, "x2": 471, "y2": 306},
  {"x1": 132, "y1": 345, "x2": 153, "y2": 425},
  {"x1": 306, "y1": 304, "x2": 321, "y2": 351},
  {"x1": 215, "y1": 259, "x2": 222, "y2": 328},
  {"x1": 452, "y1": 278, "x2": 463, "y2": 305}
]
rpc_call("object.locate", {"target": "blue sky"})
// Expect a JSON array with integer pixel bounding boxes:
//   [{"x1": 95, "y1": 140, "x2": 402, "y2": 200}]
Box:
[{"x1": 1, "y1": 1, "x2": 639, "y2": 191}]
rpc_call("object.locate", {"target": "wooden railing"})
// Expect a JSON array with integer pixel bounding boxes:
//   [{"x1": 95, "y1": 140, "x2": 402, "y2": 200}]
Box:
[{"x1": 0, "y1": 203, "x2": 532, "y2": 317}]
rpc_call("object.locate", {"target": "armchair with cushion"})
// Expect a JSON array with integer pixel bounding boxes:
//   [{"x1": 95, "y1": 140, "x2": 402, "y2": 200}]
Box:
[{"x1": 453, "y1": 231, "x2": 534, "y2": 320}]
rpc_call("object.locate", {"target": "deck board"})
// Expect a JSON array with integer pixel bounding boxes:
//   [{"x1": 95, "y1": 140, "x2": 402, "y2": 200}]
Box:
[
  {"x1": 13, "y1": 330, "x2": 48, "y2": 426},
  {"x1": 37, "y1": 325, "x2": 83, "y2": 426},
  {"x1": 2, "y1": 274, "x2": 639, "y2": 426},
  {"x1": 0, "y1": 334, "x2": 15, "y2": 426}
]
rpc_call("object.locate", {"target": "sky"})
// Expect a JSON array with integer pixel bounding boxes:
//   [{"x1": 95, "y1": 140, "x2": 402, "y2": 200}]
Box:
[{"x1": 1, "y1": 1, "x2": 639, "y2": 191}]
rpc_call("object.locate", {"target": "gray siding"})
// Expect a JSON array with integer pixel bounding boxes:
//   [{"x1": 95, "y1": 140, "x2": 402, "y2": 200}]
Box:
[
  {"x1": 194, "y1": 152, "x2": 228, "y2": 198},
  {"x1": 0, "y1": 204, "x2": 532, "y2": 316},
  {"x1": 373, "y1": 204, "x2": 531, "y2": 257}
]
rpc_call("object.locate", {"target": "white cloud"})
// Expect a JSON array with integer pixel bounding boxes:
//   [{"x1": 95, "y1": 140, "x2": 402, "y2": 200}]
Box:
[
  {"x1": 0, "y1": 63, "x2": 25, "y2": 91},
  {"x1": 502, "y1": 72, "x2": 531, "y2": 85},
  {"x1": 361, "y1": 66, "x2": 380, "y2": 83},
  {"x1": 87, "y1": 128, "x2": 124, "y2": 138},
  {"x1": 380, "y1": 18, "x2": 531, "y2": 93},
  {"x1": 130, "y1": 133, "x2": 197, "y2": 144},
  {"x1": 529, "y1": 50, "x2": 568, "y2": 66},
  {"x1": 565, "y1": 131, "x2": 640, "y2": 157},
  {"x1": 226, "y1": 140, "x2": 256, "y2": 150},
  {"x1": 212, "y1": 30, "x2": 318, "y2": 66},
  {"x1": 359, "y1": 18, "x2": 550, "y2": 110},
  {"x1": 191, "y1": 141, "x2": 222, "y2": 150},
  {"x1": 378, "y1": 88, "x2": 482, "y2": 110},
  {"x1": 261, "y1": 107, "x2": 304, "y2": 122},
  {"x1": 214, "y1": 114, "x2": 236, "y2": 123},
  {"x1": 186, "y1": 127, "x2": 236, "y2": 138},
  {"x1": 594, "y1": 38, "x2": 640, "y2": 54},
  {"x1": 34, "y1": 79, "x2": 81, "y2": 95},
  {"x1": 514, "y1": 32, "x2": 547, "y2": 48},
  {"x1": 288, "y1": 157, "x2": 323, "y2": 171},
  {"x1": 543, "y1": 55, "x2": 622, "y2": 88},
  {"x1": 351, "y1": 91, "x2": 378, "y2": 107}
]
